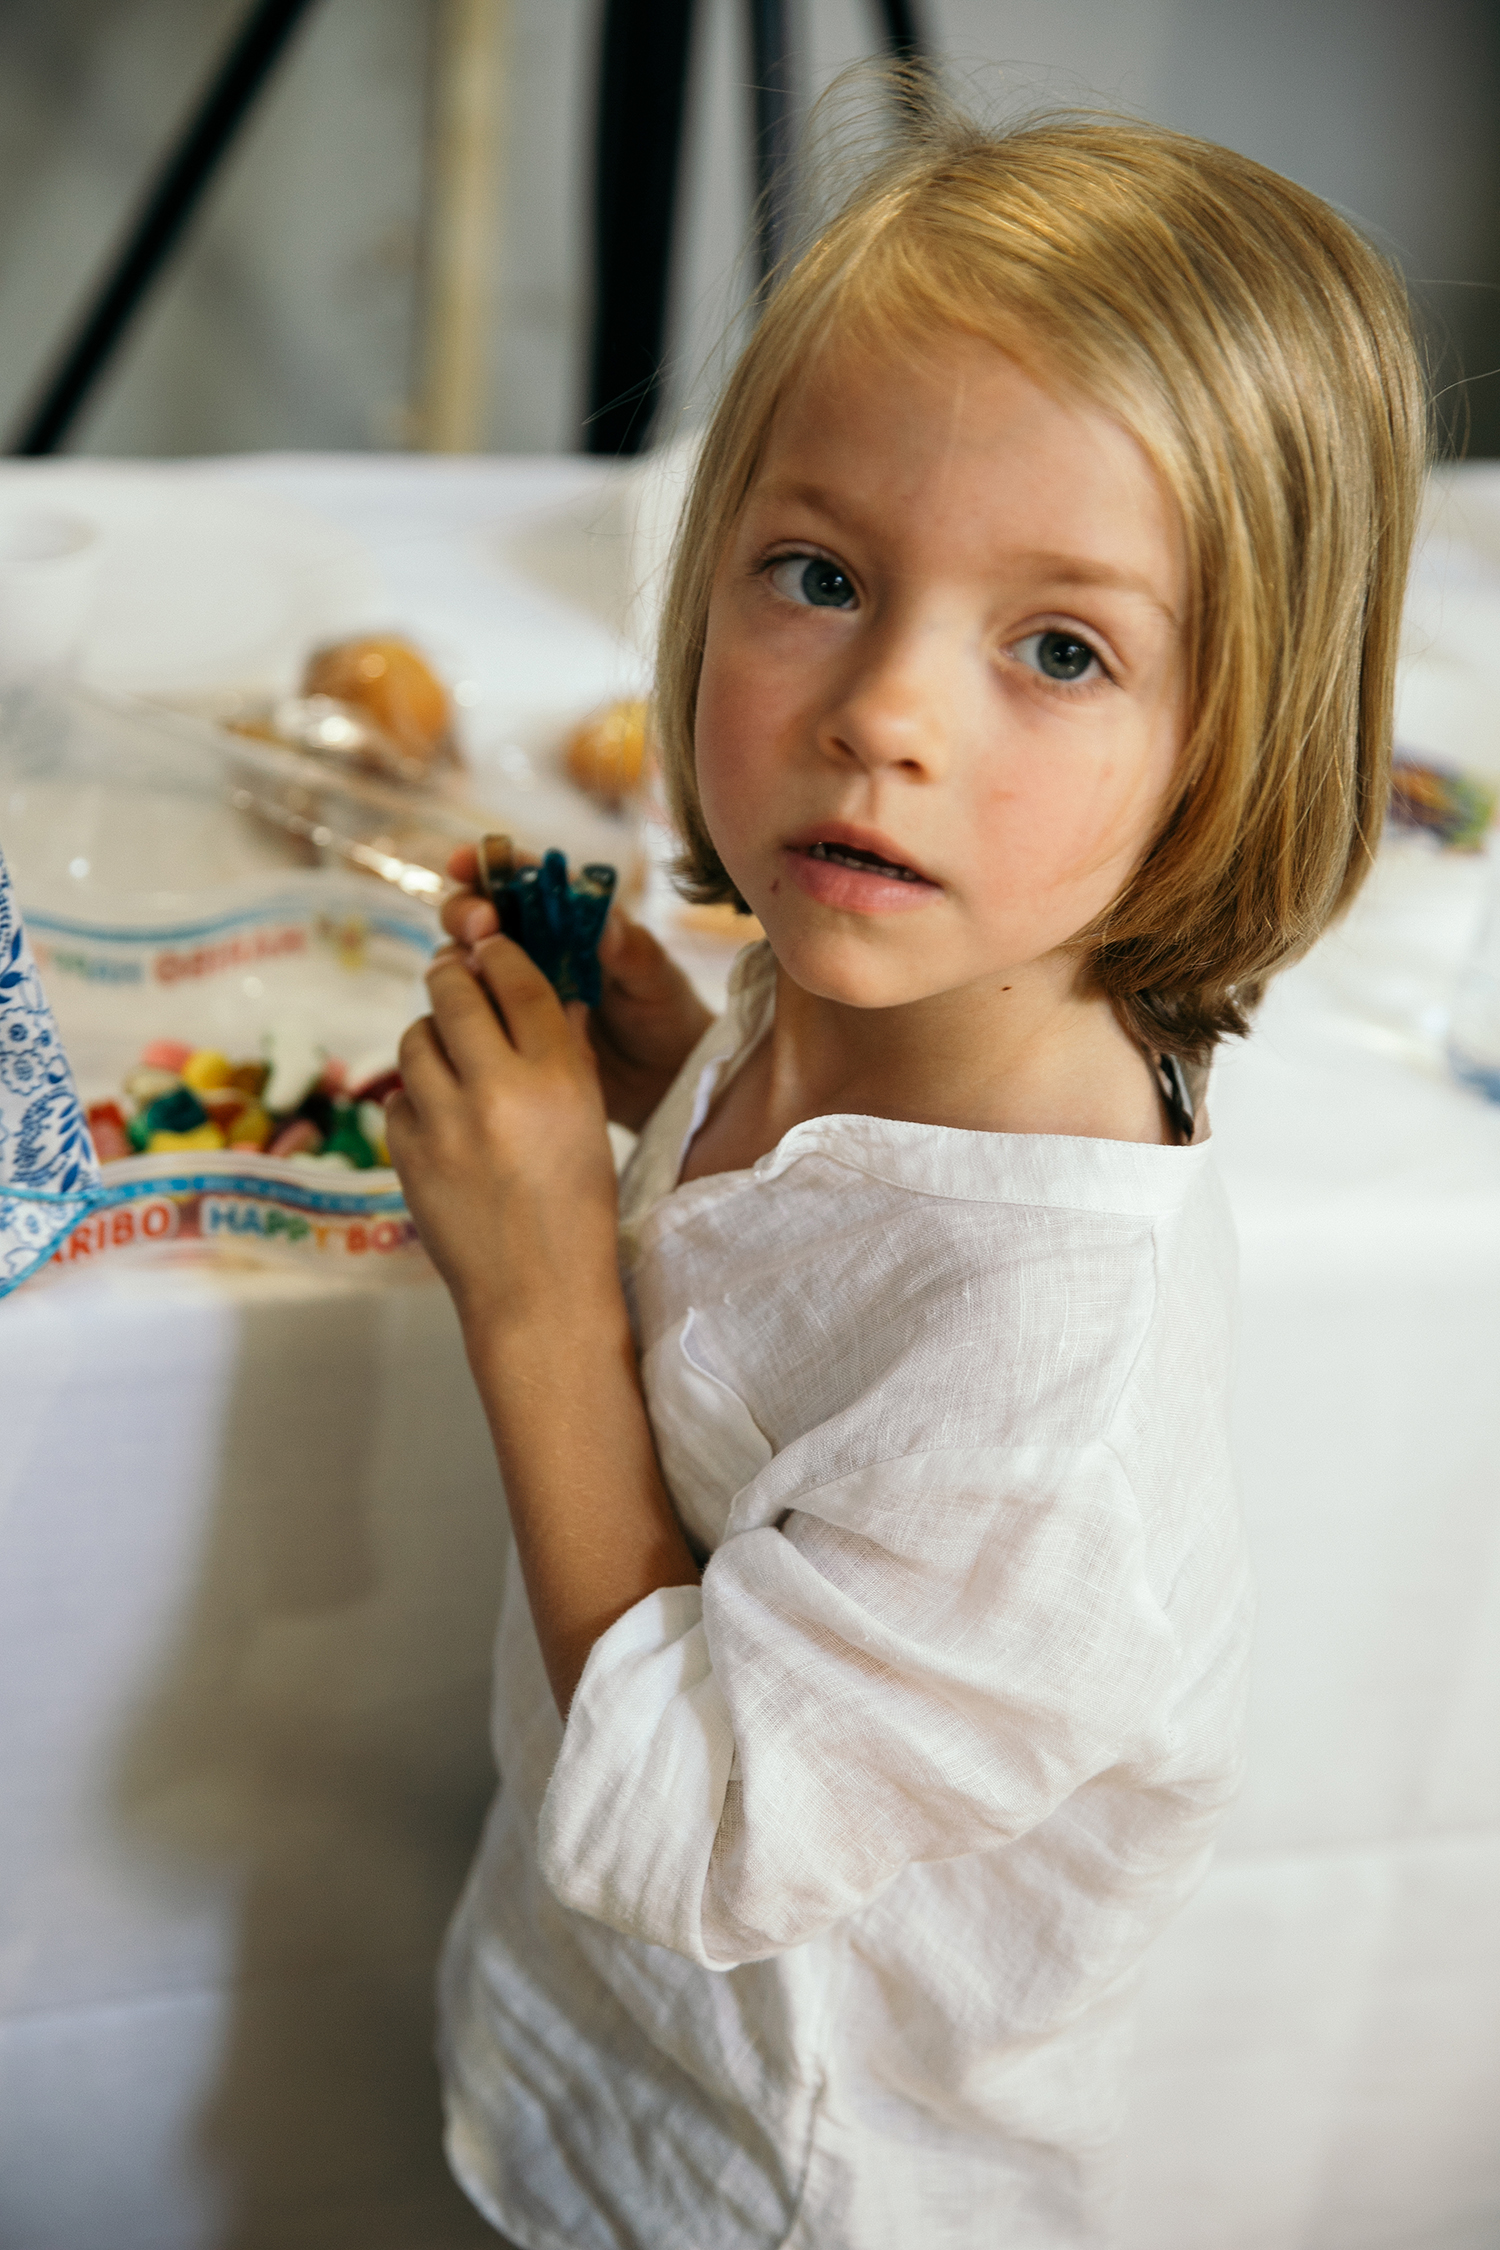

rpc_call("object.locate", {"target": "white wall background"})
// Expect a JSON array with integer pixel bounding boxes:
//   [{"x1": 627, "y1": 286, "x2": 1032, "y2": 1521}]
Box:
[{"x1": 0, "y1": 0, "x2": 1497, "y2": 460}]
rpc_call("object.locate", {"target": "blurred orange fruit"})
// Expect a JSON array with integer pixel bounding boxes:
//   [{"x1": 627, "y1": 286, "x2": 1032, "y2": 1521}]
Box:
[
  {"x1": 303, "y1": 636, "x2": 451, "y2": 764},
  {"x1": 565, "y1": 698, "x2": 650, "y2": 805}
]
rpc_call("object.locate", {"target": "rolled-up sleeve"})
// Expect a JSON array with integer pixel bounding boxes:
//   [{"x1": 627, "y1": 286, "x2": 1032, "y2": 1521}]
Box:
[{"x1": 537, "y1": 1441, "x2": 1178, "y2": 1969}]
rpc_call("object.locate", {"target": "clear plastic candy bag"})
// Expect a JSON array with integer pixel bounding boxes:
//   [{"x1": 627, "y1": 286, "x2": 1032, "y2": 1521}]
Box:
[{"x1": 0, "y1": 679, "x2": 468, "y2": 1290}]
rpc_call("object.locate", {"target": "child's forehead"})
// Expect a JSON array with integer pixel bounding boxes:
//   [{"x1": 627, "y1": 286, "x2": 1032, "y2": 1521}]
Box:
[
  {"x1": 733, "y1": 328, "x2": 1187, "y2": 622},
  {"x1": 780, "y1": 315, "x2": 1023, "y2": 406},
  {"x1": 756, "y1": 318, "x2": 1110, "y2": 477},
  {"x1": 751, "y1": 329, "x2": 1165, "y2": 508}
]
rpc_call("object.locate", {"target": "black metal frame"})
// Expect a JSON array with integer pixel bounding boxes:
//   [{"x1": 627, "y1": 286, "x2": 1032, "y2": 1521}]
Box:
[
  {"x1": 6, "y1": 0, "x2": 927, "y2": 463},
  {"x1": 584, "y1": 0, "x2": 698, "y2": 459},
  {"x1": 874, "y1": 0, "x2": 926, "y2": 61},
  {"x1": 8, "y1": 0, "x2": 321, "y2": 458},
  {"x1": 748, "y1": 0, "x2": 796, "y2": 287},
  {"x1": 586, "y1": 0, "x2": 928, "y2": 456}
]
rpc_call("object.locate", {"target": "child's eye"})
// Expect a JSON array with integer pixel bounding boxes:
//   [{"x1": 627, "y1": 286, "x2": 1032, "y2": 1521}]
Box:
[
  {"x1": 766, "y1": 554, "x2": 858, "y2": 610},
  {"x1": 1012, "y1": 630, "x2": 1105, "y2": 686}
]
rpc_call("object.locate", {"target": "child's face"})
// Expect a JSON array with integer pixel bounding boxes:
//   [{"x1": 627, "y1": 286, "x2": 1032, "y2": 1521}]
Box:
[{"x1": 695, "y1": 329, "x2": 1188, "y2": 1014}]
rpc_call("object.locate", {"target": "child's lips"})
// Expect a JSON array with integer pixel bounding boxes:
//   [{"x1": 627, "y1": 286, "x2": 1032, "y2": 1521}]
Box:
[{"x1": 782, "y1": 833, "x2": 942, "y2": 914}]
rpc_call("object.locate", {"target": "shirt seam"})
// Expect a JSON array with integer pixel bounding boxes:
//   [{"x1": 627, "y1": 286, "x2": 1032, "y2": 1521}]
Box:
[
  {"x1": 640, "y1": 1147, "x2": 1190, "y2": 1249},
  {"x1": 781, "y1": 1143, "x2": 1191, "y2": 1218}
]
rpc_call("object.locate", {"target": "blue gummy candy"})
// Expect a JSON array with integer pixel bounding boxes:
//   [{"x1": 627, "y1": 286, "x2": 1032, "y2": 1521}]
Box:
[
  {"x1": 142, "y1": 1085, "x2": 210, "y2": 1137},
  {"x1": 498, "y1": 850, "x2": 616, "y2": 1005}
]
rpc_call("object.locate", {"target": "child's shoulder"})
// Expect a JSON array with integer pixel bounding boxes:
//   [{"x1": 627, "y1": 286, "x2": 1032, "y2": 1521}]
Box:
[{"x1": 640, "y1": 1108, "x2": 1232, "y2": 1463}]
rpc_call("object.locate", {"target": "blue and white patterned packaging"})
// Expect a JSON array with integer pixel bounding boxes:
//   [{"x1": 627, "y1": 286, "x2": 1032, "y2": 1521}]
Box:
[{"x1": 0, "y1": 838, "x2": 101, "y2": 1293}]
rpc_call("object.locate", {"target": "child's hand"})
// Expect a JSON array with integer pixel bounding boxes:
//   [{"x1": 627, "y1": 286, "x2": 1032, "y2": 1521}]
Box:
[
  {"x1": 442, "y1": 846, "x2": 713, "y2": 1130},
  {"x1": 386, "y1": 935, "x2": 621, "y2": 1337}
]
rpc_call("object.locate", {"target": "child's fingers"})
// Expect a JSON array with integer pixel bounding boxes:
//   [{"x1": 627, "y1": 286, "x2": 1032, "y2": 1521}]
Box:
[
  {"x1": 446, "y1": 839, "x2": 541, "y2": 881},
  {"x1": 424, "y1": 949, "x2": 526, "y2": 1079},
  {"x1": 382, "y1": 1084, "x2": 417, "y2": 1167},
  {"x1": 441, "y1": 842, "x2": 546, "y2": 946},
  {"x1": 395, "y1": 1014, "x2": 456, "y2": 1114},
  {"x1": 439, "y1": 844, "x2": 494, "y2": 948},
  {"x1": 563, "y1": 997, "x2": 601, "y2": 1070},
  {"x1": 469, "y1": 933, "x2": 575, "y2": 1061},
  {"x1": 441, "y1": 889, "x2": 498, "y2": 946}
]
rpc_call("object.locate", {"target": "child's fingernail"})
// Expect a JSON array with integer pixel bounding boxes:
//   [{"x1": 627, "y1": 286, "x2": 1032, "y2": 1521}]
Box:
[{"x1": 459, "y1": 903, "x2": 492, "y2": 944}]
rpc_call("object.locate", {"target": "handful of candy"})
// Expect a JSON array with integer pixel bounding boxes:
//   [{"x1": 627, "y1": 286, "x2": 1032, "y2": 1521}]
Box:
[
  {"x1": 476, "y1": 836, "x2": 616, "y2": 1006},
  {"x1": 86, "y1": 1032, "x2": 398, "y2": 1172}
]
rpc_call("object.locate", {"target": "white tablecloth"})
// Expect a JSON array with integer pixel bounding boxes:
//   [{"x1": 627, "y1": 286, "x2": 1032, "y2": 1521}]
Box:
[{"x1": 1, "y1": 456, "x2": 1498, "y2": 2250}]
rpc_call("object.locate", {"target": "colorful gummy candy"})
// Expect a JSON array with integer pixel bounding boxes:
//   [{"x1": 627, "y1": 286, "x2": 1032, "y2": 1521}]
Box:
[{"x1": 86, "y1": 1032, "x2": 397, "y2": 1171}]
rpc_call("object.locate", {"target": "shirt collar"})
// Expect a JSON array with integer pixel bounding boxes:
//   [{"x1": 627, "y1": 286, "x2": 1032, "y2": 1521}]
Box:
[{"x1": 698, "y1": 943, "x2": 1210, "y2": 1219}]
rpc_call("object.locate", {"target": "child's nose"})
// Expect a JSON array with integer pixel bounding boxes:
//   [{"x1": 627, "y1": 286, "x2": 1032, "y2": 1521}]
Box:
[{"x1": 816, "y1": 632, "x2": 952, "y2": 779}]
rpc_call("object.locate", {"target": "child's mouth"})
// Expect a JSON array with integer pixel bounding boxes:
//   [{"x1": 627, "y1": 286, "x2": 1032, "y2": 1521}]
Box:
[
  {"x1": 784, "y1": 832, "x2": 939, "y2": 914},
  {"x1": 805, "y1": 840, "x2": 925, "y2": 883}
]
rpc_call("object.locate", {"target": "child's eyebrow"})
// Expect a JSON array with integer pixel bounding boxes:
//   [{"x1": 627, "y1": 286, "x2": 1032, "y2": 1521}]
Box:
[
  {"x1": 753, "y1": 477, "x2": 856, "y2": 526},
  {"x1": 1019, "y1": 554, "x2": 1182, "y2": 627}
]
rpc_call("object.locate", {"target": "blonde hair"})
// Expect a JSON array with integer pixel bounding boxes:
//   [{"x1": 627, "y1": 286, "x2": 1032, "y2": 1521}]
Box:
[{"x1": 655, "y1": 88, "x2": 1429, "y2": 1057}]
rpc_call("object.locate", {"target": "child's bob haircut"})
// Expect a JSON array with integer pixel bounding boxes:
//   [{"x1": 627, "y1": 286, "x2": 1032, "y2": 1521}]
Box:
[{"x1": 655, "y1": 88, "x2": 1429, "y2": 1059}]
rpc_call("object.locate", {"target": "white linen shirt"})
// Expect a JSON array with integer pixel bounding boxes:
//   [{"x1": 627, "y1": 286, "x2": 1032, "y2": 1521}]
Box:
[{"x1": 439, "y1": 944, "x2": 1253, "y2": 2250}]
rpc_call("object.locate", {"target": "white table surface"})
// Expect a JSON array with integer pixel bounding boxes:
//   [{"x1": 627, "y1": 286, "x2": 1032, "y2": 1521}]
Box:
[{"x1": 2, "y1": 453, "x2": 1498, "y2": 2250}]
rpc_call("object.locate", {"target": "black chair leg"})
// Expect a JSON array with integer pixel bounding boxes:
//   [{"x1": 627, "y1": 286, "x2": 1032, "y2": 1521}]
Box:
[
  {"x1": 749, "y1": 0, "x2": 927, "y2": 292},
  {"x1": 585, "y1": 0, "x2": 697, "y2": 457},
  {"x1": 871, "y1": 0, "x2": 927, "y2": 61},
  {"x1": 748, "y1": 0, "x2": 795, "y2": 286},
  {"x1": 584, "y1": 0, "x2": 930, "y2": 458},
  {"x1": 7, "y1": 0, "x2": 321, "y2": 457}
]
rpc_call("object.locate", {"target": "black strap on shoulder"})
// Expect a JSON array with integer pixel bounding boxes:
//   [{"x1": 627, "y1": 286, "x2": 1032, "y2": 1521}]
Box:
[{"x1": 1155, "y1": 1053, "x2": 1196, "y2": 1146}]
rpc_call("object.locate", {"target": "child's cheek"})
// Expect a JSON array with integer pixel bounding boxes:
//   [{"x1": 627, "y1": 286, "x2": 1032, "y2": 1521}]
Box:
[
  {"x1": 694, "y1": 739, "x2": 757, "y2": 894},
  {"x1": 694, "y1": 657, "x2": 779, "y2": 861},
  {"x1": 963, "y1": 757, "x2": 1139, "y2": 934}
]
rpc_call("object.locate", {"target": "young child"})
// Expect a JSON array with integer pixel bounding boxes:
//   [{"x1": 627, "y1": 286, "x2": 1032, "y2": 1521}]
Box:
[{"x1": 387, "y1": 97, "x2": 1426, "y2": 2250}]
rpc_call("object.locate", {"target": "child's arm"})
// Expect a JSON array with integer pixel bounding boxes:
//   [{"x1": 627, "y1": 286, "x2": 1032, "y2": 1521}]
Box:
[
  {"x1": 386, "y1": 935, "x2": 700, "y2": 1715},
  {"x1": 442, "y1": 846, "x2": 713, "y2": 1130}
]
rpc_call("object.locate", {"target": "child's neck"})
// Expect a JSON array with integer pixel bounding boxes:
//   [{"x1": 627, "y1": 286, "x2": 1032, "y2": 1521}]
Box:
[{"x1": 679, "y1": 955, "x2": 1174, "y2": 1183}]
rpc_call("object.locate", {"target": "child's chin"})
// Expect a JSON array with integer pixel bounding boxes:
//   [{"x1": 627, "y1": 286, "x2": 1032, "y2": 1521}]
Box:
[{"x1": 769, "y1": 927, "x2": 945, "y2": 1011}]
